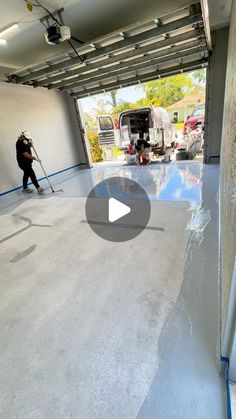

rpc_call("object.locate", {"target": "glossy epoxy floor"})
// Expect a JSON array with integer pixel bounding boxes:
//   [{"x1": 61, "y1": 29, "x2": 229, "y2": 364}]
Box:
[{"x1": 0, "y1": 162, "x2": 226, "y2": 418}]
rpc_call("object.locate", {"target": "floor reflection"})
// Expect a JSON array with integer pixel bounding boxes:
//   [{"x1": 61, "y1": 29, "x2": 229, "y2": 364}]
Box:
[
  {"x1": 0, "y1": 162, "x2": 210, "y2": 213},
  {"x1": 89, "y1": 162, "x2": 203, "y2": 208}
]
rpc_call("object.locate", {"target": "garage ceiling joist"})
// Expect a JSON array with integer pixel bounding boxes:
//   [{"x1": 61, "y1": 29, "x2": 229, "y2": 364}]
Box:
[{"x1": 7, "y1": 1, "x2": 209, "y2": 99}]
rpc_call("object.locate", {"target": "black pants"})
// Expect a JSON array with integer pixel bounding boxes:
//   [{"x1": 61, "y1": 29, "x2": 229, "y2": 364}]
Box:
[{"x1": 19, "y1": 164, "x2": 39, "y2": 189}]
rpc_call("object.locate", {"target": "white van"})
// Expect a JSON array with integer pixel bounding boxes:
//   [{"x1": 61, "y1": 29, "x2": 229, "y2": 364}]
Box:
[{"x1": 98, "y1": 106, "x2": 175, "y2": 154}]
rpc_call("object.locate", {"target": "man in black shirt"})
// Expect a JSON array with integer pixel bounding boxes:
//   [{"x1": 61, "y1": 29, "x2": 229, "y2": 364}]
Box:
[{"x1": 16, "y1": 131, "x2": 44, "y2": 194}]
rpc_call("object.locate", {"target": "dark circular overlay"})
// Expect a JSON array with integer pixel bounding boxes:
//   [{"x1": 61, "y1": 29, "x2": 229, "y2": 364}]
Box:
[{"x1": 85, "y1": 176, "x2": 151, "y2": 242}]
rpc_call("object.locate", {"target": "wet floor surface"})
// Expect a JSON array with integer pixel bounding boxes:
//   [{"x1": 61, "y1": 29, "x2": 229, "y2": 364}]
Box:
[
  {"x1": 1, "y1": 161, "x2": 204, "y2": 211},
  {"x1": 0, "y1": 162, "x2": 226, "y2": 418}
]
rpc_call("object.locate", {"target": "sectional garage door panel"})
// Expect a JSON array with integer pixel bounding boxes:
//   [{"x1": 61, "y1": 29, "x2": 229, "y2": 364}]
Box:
[{"x1": 7, "y1": 2, "x2": 208, "y2": 98}]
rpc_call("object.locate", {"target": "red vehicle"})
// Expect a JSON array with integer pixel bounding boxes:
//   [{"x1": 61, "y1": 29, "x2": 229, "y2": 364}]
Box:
[{"x1": 183, "y1": 103, "x2": 205, "y2": 135}]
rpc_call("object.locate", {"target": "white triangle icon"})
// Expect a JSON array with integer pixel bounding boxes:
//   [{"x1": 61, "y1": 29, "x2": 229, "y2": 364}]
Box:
[{"x1": 109, "y1": 197, "x2": 131, "y2": 223}]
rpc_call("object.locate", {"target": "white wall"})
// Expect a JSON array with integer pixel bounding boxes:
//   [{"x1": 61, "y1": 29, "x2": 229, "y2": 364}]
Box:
[
  {"x1": 0, "y1": 83, "x2": 86, "y2": 193},
  {"x1": 220, "y1": 0, "x2": 236, "y2": 357}
]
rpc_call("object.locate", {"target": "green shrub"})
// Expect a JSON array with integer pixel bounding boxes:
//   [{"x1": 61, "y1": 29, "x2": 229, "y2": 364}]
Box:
[
  {"x1": 87, "y1": 133, "x2": 103, "y2": 162},
  {"x1": 112, "y1": 146, "x2": 124, "y2": 157},
  {"x1": 175, "y1": 122, "x2": 184, "y2": 132}
]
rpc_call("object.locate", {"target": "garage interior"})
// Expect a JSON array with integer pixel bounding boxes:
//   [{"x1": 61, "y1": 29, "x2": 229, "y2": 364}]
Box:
[{"x1": 0, "y1": 0, "x2": 236, "y2": 418}]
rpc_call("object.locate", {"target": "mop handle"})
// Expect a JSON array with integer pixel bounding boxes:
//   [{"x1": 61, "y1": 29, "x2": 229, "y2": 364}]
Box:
[{"x1": 32, "y1": 144, "x2": 54, "y2": 192}]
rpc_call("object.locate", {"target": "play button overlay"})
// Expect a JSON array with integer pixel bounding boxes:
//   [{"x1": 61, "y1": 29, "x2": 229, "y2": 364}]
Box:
[
  {"x1": 109, "y1": 198, "x2": 131, "y2": 223},
  {"x1": 85, "y1": 176, "x2": 150, "y2": 242}
]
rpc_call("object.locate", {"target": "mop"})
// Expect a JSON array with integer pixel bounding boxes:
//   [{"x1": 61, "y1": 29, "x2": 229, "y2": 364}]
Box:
[{"x1": 31, "y1": 143, "x2": 64, "y2": 194}]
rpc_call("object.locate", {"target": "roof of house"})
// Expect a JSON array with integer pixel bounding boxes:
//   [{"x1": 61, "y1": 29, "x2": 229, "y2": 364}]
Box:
[{"x1": 167, "y1": 86, "x2": 205, "y2": 110}]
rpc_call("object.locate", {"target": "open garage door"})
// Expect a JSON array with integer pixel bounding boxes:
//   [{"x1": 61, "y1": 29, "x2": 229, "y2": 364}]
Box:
[{"x1": 7, "y1": 2, "x2": 209, "y2": 99}]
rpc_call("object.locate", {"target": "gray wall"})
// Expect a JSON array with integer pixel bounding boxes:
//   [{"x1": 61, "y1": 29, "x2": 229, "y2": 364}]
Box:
[
  {"x1": 204, "y1": 28, "x2": 229, "y2": 163},
  {"x1": 0, "y1": 83, "x2": 86, "y2": 193},
  {"x1": 219, "y1": 0, "x2": 236, "y2": 357}
]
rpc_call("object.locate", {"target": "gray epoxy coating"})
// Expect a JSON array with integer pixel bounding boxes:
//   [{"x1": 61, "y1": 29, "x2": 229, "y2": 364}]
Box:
[{"x1": 0, "y1": 162, "x2": 226, "y2": 418}]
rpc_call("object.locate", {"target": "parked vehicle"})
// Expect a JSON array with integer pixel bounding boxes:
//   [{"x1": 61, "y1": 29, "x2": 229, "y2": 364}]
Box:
[
  {"x1": 184, "y1": 122, "x2": 204, "y2": 152},
  {"x1": 97, "y1": 115, "x2": 115, "y2": 146},
  {"x1": 183, "y1": 103, "x2": 205, "y2": 135},
  {"x1": 98, "y1": 106, "x2": 176, "y2": 155}
]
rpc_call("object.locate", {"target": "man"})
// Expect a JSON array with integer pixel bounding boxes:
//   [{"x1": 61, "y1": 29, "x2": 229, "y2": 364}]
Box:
[
  {"x1": 135, "y1": 133, "x2": 151, "y2": 165},
  {"x1": 16, "y1": 130, "x2": 44, "y2": 194},
  {"x1": 127, "y1": 139, "x2": 137, "y2": 164}
]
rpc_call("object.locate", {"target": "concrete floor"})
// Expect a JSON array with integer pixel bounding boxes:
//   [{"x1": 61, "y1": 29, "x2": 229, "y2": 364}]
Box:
[{"x1": 0, "y1": 162, "x2": 226, "y2": 418}]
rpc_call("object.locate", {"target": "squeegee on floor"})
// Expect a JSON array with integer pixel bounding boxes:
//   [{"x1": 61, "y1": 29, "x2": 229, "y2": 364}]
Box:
[{"x1": 32, "y1": 144, "x2": 64, "y2": 194}]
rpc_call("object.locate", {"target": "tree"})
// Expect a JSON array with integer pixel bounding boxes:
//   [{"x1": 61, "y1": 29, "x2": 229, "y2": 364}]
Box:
[
  {"x1": 83, "y1": 112, "x2": 97, "y2": 130},
  {"x1": 107, "y1": 90, "x2": 118, "y2": 107},
  {"x1": 143, "y1": 74, "x2": 193, "y2": 108},
  {"x1": 134, "y1": 97, "x2": 152, "y2": 107},
  {"x1": 92, "y1": 98, "x2": 109, "y2": 115},
  {"x1": 91, "y1": 91, "x2": 118, "y2": 110},
  {"x1": 111, "y1": 101, "x2": 134, "y2": 119},
  {"x1": 191, "y1": 69, "x2": 206, "y2": 85}
]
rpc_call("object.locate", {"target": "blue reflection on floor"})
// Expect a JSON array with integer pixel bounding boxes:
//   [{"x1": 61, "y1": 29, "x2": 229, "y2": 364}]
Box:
[
  {"x1": 87, "y1": 162, "x2": 203, "y2": 208},
  {"x1": 157, "y1": 164, "x2": 202, "y2": 207},
  {"x1": 0, "y1": 161, "x2": 209, "y2": 213}
]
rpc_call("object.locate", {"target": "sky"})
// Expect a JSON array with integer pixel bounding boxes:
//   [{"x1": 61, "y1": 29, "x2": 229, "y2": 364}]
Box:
[{"x1": 79, "y1": 84, "x2": 145, "y2": 114}]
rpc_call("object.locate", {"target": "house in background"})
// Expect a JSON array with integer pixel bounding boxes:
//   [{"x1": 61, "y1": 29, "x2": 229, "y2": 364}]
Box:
[{"x1": 167, "y1": 86, "x2": 205, "y2": 122}]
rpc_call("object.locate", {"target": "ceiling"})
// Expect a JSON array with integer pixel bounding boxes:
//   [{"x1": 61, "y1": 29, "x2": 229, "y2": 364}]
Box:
[
  {"x1": 0, "y1": 0, "x2": 198, "y2": 73},
  {"x1": 0, "y1": 0, "x2": 232, "y2": 97}
]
